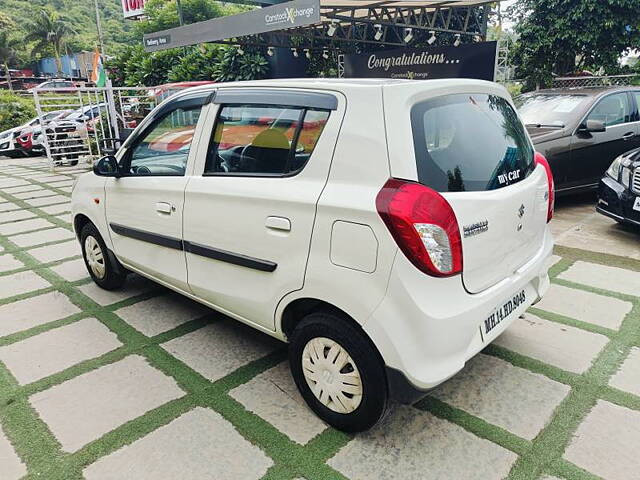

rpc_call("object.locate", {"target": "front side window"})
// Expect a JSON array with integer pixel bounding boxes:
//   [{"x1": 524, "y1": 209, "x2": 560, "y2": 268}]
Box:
[
  {"x1": 586, "y1": 93, "x2": 631, "y2": 127},
  {"x1": 127, "y1": 106, "x2": 202, "y2": 176},
  {"x1": 205, "y1": 104, "x2": 329, "y2": 175},
  {"x1": 411, "y1": 94, "x2": 534, "y2": 192}
]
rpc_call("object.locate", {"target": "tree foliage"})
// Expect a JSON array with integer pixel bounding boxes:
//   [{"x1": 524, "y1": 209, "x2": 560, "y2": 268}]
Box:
[
  {"x1": 0, "y1": 91, "x2": 35, "y2": 131},
  {"x1": 510, "y1": 0, "x2": 640, "y2": 90},
  {"x1": 24, "y1": 8, "x2": 76, "y2": 73}
]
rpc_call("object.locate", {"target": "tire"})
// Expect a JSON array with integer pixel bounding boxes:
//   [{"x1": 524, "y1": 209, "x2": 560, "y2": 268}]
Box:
[
  {"x1": 69, "y1": 160, "x2": 79, "y2": 166},
  {"x1": 80, "y1": 222, "x2": 127, "y2": 290},
  {"x1": 289, "y1": 311, "x2": 389, "y2": 432}
]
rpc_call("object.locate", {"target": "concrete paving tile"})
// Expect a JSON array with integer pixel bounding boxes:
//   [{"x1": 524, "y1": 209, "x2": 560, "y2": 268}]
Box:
[
  {"x1": 0, "y1": 209, "x2": 37, "y2": 222},
  {"x1": 0, "y1": 178, "x2": 28, "y2": 188},
  {"x1": 0, "y1": 290, "x2": 80, "y2": 337},
  {"x1": 10, "y1": 227, "x2": 73, "y2": 247},
  {"x1": 3, "y1": 184, "x2": 42, "y2": 193},
  {"x1": 0, "y1": 253, "x2": 23, "y2": 273},
  {"x1": 36, "y1": 175, "x2": 73, "y2": 182},
  {"x1": 28, "y1": 239, "x2": 80, "y2": 263},
  {"x1": 0, "y1": 318, "x2": 121, "y2": 385},
  {"x1": 50, "y1": 258, "x2": 89, "y2": 282},
  {"x1": 559, "y1": 261, "x2": 640, "y2": 297},
  {"x1": 83, "y1": 407, "x2": 273, "y2": 480},
  {"x1": 12, "y1": 189, "x2": 58, "y2": 200},
  {"x1": 162, "y1": 319, "x2": 282, "y2": 382},
  {"x1": 432, "y1": 354, "x2": 569, "y2": 440},
  {"x1": 609, "y1": 348, "x2": 640, "y2": 397},
  {"x1": 546, "y1": 255, "x2": 562, "y2": 269},
  {"x1": 0, "y1": 270, "x2": 50, "y2": 300},
  {"x1": 0, "y1": 425, "x2": 26, "y2": 480},
  {"x1": 0, "y1": 202, "x2": 21, "y2": 212},
  {"x1": 230, "y1": 362, "x2": 327, "y2": 444},
  {"x1": 24, "y1": 195, "x2": 69, "y2": 207},
  {"x1": 494, "y1": 313, "x2": 609, "y2": 373},
  {"x1": 30, "y1": 355, "x2": 184, "y2": 452},
  {"x1": 78, "y1": 275, "x2": 156, "y2": 306},
  {"x1": 115, "y1": 292, "x2": 209, "y2": 337},
  {"x1": 54, "y1": 212, "x2": 72, "y2": 224},
  {"x1": 564, "y1": 401, "x2": 640, "y2": 480},
  {"x1": 0, "y1": 218, "x2": 54, "y2": 236},
  {"x1": 535, "y1": 284, "x2": 632, "y2": 330},
  {"x1": 38, "y1": 204, "x2": 71, "y2": 215},
  {"x1": 328, "y1": 405, "x2": 517, "y2": 480}
]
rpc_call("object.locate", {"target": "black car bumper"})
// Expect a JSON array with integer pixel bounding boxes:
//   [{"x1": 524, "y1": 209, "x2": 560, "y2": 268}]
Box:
[{"x1": 597, "y1": 176, "x2": 640, "y2": 227}]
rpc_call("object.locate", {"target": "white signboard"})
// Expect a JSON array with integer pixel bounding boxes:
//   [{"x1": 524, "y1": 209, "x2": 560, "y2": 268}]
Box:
[{"x1": 122, "y1": 0, "x2": 146, "y2": 19}]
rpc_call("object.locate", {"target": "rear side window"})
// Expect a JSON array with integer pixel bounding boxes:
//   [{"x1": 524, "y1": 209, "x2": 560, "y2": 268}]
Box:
[
  {"x1": 411, "y1": 94, "x2": 534, "y2": 192},
  {"x1": 204, "y1": 104, "x2": 330, "y2": 176}
]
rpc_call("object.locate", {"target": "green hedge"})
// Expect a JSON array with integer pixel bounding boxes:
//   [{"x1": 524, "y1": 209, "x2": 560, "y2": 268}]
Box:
[{"x1": 0, "y1": 92, "x2": 36, "y2": 132}]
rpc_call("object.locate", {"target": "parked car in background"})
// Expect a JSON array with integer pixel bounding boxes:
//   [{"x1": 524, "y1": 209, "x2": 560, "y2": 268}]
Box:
[
  {"x1": 16, "y1": 109, "x2": 73, "y2": 156},
  {"x1": 598, "y1": 147, "x2": 640, "y2": 227},
  {"x1": 29, "y1": 79, "x2": 77, "y2": 92},
  {"x1": 516, "y1": 86, "x2": 640, "y2": 195},
  {"x1": 73, "y1": 79, "x2": 554, "y2": 432},
  {"x1": 45, "y1": 104, "x2": 107, "y2": 164},
  {"x1": 0, "y1": 127, "x2": 24, "y2": 158}
]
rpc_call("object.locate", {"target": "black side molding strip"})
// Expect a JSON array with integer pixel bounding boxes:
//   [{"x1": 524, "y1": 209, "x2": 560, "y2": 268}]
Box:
[
  {"x1": 184, "y1": 240, "x2": 277, "y2": 272},
  {"x1": 109, "y1": 223, "x2": 183, "y2": 250},
  {"x1": 109, "y1": 223, "x2": 277, "y2": 272}
]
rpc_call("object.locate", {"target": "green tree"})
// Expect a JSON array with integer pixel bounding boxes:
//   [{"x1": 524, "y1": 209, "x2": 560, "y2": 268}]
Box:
[
  {"x1": 0, "y1": 31, "x2": 20, "y2": 91},
  {"x1": 211, "y1": 46, "x2": 269, "y2": 82},
  {"x1": 510, "y1": 0, "x2": 640, "y2": 91},
  {"x1": 24, "y1": 9, "x2": 76, "y2": 75}
]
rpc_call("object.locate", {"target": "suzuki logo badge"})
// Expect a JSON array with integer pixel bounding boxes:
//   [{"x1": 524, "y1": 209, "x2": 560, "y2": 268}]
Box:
[{"x1": 518, "y1": 204, "x2": 525, "y2": 218}]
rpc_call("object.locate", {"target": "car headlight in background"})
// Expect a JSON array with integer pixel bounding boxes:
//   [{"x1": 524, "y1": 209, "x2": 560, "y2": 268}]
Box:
[{"x1": 606, "y1": 156, "x2": 623, "y2": 181}]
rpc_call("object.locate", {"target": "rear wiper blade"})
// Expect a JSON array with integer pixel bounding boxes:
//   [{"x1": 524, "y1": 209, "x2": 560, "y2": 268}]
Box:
[{"x1": 525, "y1": 123, "x2": 565, "y2": 129}]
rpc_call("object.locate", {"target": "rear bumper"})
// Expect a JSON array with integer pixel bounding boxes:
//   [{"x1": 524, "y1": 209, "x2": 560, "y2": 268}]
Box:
[
  {"x1": 364, "y1": 228, "x2": 553, "y2": 402},
  {"x1": 597, "y1": 176, "x2": 640, "y2": 227}
]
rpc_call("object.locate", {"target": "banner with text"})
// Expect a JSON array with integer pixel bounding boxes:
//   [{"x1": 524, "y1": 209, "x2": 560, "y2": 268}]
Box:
[
  {"x1": 344, "y1": 41, "x2": 498, "y2": 81},
  {"x1": 144, "y1": 0, "x2": 320, "y2": 52}
]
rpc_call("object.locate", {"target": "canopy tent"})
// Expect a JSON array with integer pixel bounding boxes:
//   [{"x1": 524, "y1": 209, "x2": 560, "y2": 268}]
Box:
[{"x1": 143, "y1": 0, "x2": 497, "y2": 53}]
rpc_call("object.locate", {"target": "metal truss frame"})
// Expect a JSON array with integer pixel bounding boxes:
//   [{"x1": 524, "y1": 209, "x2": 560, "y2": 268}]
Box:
[{"x1": 222, "y1": 2, "x2": 492, "y2": 51}]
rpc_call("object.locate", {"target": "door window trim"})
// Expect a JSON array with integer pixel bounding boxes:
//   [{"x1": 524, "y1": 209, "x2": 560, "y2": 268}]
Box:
[
  {"x1": 202, "y1": 102, "x2": 331, "y2": 179},
  {"x1": 573, "y1": 90, "x2": 636, "y2": 135},
  {"x1": 119, "y1": 93, "x2": 209, "y2": 177}
]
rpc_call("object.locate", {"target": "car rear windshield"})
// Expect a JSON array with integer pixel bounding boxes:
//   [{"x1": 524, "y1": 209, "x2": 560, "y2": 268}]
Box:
[{"x1": 411, "y1": 93, "x2": 535, "y2": 192}]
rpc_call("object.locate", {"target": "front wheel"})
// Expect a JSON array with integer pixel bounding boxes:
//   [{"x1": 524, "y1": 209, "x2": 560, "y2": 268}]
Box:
[
  {"x1": 80, "y1": 223, "x2": 127, "y2": 290},
  {"x1": 289, "y1": 311, "x2": 389, "y2": 432}
]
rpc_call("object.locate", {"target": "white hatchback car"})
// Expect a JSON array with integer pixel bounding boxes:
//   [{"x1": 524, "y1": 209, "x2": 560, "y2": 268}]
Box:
[{"x1": 72, "y1": 79, "x2": 554, "y2": 432}]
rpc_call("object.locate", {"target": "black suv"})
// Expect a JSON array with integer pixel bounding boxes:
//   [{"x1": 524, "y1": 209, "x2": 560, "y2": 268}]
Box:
[
  {"x1": 516, "y1": 87, "x2": 640, "y2": 195},
  {"x1": 597, "y1": 147, "x2": 640, "y2": 227}
]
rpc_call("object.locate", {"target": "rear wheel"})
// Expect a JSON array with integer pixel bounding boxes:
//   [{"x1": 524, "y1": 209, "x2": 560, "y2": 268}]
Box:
[
  {"x1": 289, "y1": 311, "x2": 389, "y2": 432},
  {"x1": 80, "y1": 223, "x2": 127, "y2": 290}
]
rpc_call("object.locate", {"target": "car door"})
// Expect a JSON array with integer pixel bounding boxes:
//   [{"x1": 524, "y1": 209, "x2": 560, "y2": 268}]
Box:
[
  {"x1": 569, "y1": 92, "x2": 635, "y2": 188},
  {"x1": 105, "y1": 92, "x2": 208, "y2": 291},
  {"x1": 183, "y1": 88, "x2": 343, "y2": 330}
]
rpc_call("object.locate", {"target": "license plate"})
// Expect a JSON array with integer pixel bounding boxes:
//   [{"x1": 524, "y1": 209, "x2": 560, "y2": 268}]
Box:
[
  {"x1": 633, "y1": 197, "x2": 640, "y2": 212},
  {"x1": 484, "y1": 289, "x2": 527, "y2": 335}
]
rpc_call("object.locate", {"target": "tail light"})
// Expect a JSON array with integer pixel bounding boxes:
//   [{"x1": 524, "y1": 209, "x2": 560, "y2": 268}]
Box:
[
  {"x1": 376, "y1": 178, "x2": 463, "y2": 277},
  {"x1": 535, "y1": 152, "x2": 554, "y2": 222}
]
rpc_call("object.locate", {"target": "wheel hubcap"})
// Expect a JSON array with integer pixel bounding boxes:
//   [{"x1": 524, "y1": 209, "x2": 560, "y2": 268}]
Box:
[
  {"x1": 301, "y1": 337, "x2": 363, "y2": 414},
  {"x1": 84, "y1": 236, "x2": 106, "y2": 279}
]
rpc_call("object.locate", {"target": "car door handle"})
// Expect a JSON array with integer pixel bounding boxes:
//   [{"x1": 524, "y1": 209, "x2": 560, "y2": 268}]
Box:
[
  {"x1": 622, "y1": 131, "x2": 636, "y2": 140},
  {"x1": 265, "y1": 216, "x2": 291, "y2": 232},
  {"x1": 155, "y1": 202, "x2": 174, "y2": 214}
]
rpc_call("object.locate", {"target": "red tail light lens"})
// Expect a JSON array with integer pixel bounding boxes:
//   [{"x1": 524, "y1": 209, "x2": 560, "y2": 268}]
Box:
[
  {"x1": 535, "y1": 152, "x2": 554, "y2": 222},
  {"x1": 376, "y1": 178, "x2": 463, "y2": 277}
]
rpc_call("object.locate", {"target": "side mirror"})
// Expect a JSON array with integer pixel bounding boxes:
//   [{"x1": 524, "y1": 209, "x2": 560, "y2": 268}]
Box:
[
  {"x1": 93, "y1": 155, "x2": 120, "y2": 177},
  {"x1": 584, "y1": 119, "x2": 606, "y2": 133}
]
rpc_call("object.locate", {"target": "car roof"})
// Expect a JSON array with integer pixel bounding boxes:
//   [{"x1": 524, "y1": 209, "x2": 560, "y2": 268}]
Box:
[
  {"x1": 522, "y1": 86, "x2": 640, "y2": 97},
  {"x1": 177, "y1": 77, "x2": 505, "y2": 98}
]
